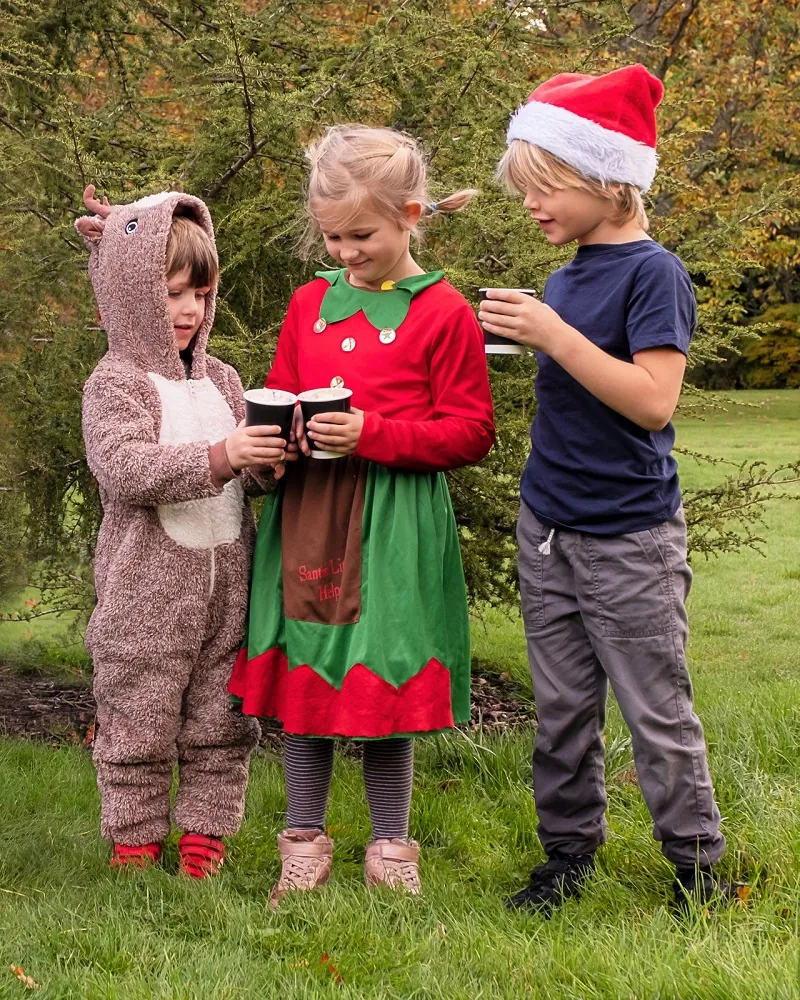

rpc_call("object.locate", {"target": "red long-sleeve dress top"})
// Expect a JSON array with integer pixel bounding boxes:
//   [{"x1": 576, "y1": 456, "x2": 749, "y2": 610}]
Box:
[{"x1": 266, "y1": 276, "x2": 495, "y2": 470}]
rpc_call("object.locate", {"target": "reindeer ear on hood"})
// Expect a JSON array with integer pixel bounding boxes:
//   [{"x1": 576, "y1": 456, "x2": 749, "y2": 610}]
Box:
[
  {"x1": 75, "y1": 184, "x2": 112, "y2": 250},
  {"x1": 75, "y1": 214, "x2": 106, "y2": 247}
]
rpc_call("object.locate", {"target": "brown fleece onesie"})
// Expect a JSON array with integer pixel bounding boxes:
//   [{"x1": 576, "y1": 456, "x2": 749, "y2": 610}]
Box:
[{"x1": 77, "y1": 191, "x2": 261, "y2": 846}]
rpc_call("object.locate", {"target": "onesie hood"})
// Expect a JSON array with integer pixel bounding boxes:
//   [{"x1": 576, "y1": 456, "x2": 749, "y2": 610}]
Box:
[{"x1": 75, "y1": 190, "x2": 218, "y2": 380}]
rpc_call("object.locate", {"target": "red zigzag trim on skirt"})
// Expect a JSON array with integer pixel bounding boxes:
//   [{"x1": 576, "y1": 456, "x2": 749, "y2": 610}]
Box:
[{"x1": 228, "y1": 647, "x2": 454, "y2": 738}]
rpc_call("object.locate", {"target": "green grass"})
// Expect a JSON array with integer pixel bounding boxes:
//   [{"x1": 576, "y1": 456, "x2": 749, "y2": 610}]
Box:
[{"x1": 3, "y1": 391, "x2": 800, "y2": 998}]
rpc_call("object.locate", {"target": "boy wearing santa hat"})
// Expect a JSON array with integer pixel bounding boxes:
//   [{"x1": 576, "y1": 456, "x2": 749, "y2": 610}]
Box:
[{"x1": 480, "y1": 64, "x2": 740, "y2": 913}]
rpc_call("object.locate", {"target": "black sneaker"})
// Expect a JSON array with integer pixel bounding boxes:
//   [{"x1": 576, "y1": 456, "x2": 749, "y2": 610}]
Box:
[
  {"x1": 506, "y1": 852, "x2": 595, "y2": 913},
  {"x1": 673, "y1": 865, "x2": 745, "y2": 912}
]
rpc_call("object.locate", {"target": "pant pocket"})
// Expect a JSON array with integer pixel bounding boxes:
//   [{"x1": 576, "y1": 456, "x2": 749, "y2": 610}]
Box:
[
  {"x1": 516, "y1": 504, "x2": 547, "y2": 629},
  {"x1": 587, "y1": 527, "x2": 675, "y2": 638}
]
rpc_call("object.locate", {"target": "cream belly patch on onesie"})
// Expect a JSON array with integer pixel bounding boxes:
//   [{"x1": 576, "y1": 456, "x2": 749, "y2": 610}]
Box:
[{"x1": 148, "y1": 373, "x2": 244, "y2": 549}]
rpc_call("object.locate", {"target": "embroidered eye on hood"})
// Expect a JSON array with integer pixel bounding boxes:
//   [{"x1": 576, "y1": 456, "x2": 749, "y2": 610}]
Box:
[{"x1": 75, "y1": 186, "x2": 218, "y2": 381}]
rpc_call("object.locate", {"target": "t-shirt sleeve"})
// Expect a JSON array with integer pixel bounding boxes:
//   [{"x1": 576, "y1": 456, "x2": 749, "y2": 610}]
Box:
[{"x1": 626, "y1": 252, "x2": 696, "y2": 356}]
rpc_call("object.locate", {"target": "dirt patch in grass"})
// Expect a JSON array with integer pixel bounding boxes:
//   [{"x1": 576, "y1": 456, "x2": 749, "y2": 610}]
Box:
[
  {"x1": 470, "y1": 662, "x2": 534, "y2": 730},
  {"x1": 0, "y1": 660, "x2": 534, "y2": 746},
  {"x1": 0, "y1": 663, "x2": 96, "y2": 745}
]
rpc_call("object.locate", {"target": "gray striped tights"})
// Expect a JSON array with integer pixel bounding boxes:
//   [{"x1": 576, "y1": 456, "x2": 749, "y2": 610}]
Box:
[{"x1": 284, "y1": 735, "x2": 413, "y2": 839}]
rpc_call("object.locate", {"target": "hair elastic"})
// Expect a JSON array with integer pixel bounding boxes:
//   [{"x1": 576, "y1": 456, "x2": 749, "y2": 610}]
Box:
[{"x1": 428, "y1": 202, "x2": 439, "y2": 214}]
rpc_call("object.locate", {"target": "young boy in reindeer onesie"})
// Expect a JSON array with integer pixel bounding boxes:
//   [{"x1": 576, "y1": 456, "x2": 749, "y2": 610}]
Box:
[{"x1": 76, "y1": 185, "x2": 287, "y2": 876}]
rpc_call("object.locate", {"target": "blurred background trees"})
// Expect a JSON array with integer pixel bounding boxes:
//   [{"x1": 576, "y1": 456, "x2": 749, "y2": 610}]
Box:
[{"x1": 1, "y1": 0, "x2": 798, "y2": 622}]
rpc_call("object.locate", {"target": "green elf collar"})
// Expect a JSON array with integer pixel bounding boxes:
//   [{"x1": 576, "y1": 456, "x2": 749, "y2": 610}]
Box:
[{"x1": 316, "y1": 268, "x2": 444, "y2": 331}]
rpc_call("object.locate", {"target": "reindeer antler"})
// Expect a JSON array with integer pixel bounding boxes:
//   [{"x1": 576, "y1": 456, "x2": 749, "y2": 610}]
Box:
[{"x1": 82, "y1": 184, "x2": 112, "y2": 218}]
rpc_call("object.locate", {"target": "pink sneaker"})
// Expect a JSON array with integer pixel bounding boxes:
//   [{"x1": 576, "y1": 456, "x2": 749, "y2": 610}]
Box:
[
  {"x1": 269, "y1": 828, "x2": 333, "y2": 909},
  {"x1": 364, "y1": 838, "x2": 421, "y2": 894}
]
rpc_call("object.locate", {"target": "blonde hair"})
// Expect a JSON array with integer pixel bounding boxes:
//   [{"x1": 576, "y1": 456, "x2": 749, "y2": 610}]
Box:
[
  {"x1": 496, "y1": 140, "x2": 649, "y2": 230},
  {"x1": 165, "y1": 214, "x2": 219, "y2": 287},
  {"x1": 301, "y1": 124, "x2": 478, "y2": 257}
]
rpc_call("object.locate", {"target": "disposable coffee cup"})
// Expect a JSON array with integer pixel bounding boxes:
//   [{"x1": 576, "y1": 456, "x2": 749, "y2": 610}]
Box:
[
  {"x1": 244, "y1": 388, "x2": 297, "y2": 444},
  {"x1": 478, "y1": 288, "x2": 537, "y2": 355},
  {"x1": 298, "y1": 387, "x2": 353, "y2": 460}
]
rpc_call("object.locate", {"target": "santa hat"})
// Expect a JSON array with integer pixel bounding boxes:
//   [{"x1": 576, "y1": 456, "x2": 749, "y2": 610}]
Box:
[{"x1": 506, "y1": 64, "x2": 664, "y2": 192}]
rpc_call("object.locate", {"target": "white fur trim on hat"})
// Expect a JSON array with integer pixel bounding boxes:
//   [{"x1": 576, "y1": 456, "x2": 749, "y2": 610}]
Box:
[{"x1": 507, "y1": 100, "x2": 658, "y2": 191}]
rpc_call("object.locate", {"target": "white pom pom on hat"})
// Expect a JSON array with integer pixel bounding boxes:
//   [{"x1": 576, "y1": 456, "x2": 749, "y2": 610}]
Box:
[{"x1": 506, "y1": 64, "x2": 665, "y2": 192}]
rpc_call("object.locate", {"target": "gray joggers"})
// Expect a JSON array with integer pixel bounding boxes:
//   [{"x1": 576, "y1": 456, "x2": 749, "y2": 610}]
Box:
[{"x1": 517, "y1": 502, "x2": 724, "y2": 868}]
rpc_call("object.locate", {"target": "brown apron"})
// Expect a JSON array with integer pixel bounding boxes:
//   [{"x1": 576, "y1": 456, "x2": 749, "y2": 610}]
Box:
[{"x1": 280, "y1": 456, "x2": 367, "y2": 626}]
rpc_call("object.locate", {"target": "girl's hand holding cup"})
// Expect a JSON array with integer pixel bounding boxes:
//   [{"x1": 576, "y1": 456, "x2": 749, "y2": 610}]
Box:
[
  {"x1": 305, "y1": 408, "x2": 364, "y2": 457},
  {"x1": 298, "y1": 388, "x2": 361, "y2": 459}
]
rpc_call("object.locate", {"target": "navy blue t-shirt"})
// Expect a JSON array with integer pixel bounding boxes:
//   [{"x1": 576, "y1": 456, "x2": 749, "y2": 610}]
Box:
[{"x1": 521, "y1": 240, "x2": 696, "y2": 535}]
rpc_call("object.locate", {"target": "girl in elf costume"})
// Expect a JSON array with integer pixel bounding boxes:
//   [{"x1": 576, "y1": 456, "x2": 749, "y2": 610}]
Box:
[{"x1": 229, "y1": 125, "x2": 495, "y2": 904}]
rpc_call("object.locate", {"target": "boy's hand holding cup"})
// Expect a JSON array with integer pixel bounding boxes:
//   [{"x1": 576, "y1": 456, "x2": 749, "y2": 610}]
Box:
[
  {"x1": 479, "y1": 287, "x2": 564, "y2": 355},
  {"x1": 226, "y1": 389, "x2": 299, "y2": 479}
]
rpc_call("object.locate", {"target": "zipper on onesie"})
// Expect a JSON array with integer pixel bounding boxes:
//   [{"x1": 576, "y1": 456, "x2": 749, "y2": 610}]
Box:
[{"x1": 187, "y1": 378, "x2": 216, "y2": 598}]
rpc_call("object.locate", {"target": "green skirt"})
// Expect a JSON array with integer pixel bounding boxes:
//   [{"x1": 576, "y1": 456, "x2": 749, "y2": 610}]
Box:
[{"x1": 228, "y1": 456, "x2": 471, "y2": 738}]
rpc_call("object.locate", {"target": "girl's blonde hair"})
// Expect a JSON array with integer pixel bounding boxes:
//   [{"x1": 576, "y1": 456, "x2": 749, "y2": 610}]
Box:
[
  {"x1": 165, "y1": 215, "x2": 219, "y2": 287},
  {"x1": 301, "y1": 124, "x2": 477, "y2": 257},
  {"x1": 496, "y1": 140, "x2": 649, "y2": 230}
]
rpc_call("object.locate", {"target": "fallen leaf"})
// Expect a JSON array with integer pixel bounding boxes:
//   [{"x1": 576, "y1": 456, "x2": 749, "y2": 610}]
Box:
[
  {"x1": 288, "y1": 959, "x2": 309, "y2": 970},
  {"x1": 83, "y1": 722, "x2": 96, "y2": 746},
  {"x1": 737, "y1": 885, "x2": 752, "y2": 904},
  {"x1": 23, "y1": 598, "x2": 38, "y2": 609},
  {"x1": 320, "y1": 953, "x2": 343, "y2": 984},
  {"x1": 778, "y1": 907, "x2": 791, "y2": 919},
  {"x1": 9, "y1": 966, "x2": 40, "y2": 990}
]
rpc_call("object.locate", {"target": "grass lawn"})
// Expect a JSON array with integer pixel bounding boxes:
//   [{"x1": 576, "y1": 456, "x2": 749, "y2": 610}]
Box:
[{"x1": 2, "y1": 391, "x2": 800, "y2": 999}]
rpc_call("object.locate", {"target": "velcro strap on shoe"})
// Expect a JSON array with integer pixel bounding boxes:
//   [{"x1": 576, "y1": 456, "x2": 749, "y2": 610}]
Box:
[
  {"x1": 371, "y1": 840, "x2": 419, "y2": 863},
  {"x1": 279, "y1": 839, "x2": 332, "y2": 858}
]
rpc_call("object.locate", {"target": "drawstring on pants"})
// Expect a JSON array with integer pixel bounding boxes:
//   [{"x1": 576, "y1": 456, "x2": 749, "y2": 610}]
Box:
[{"x1": 538, "y1": 528, "x2": 555, "y2": 556}]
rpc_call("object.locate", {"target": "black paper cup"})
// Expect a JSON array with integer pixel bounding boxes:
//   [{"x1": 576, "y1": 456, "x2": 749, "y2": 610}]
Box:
[
  {"x1": 478, "y1": 288, "x2": 537, "y2": 355},
  {"x1": 244, "y1": 388, "x2": 297, "y2": 443},
  {"x1": 298, "y1": 387, "x2": 353, "y2": 460}
]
